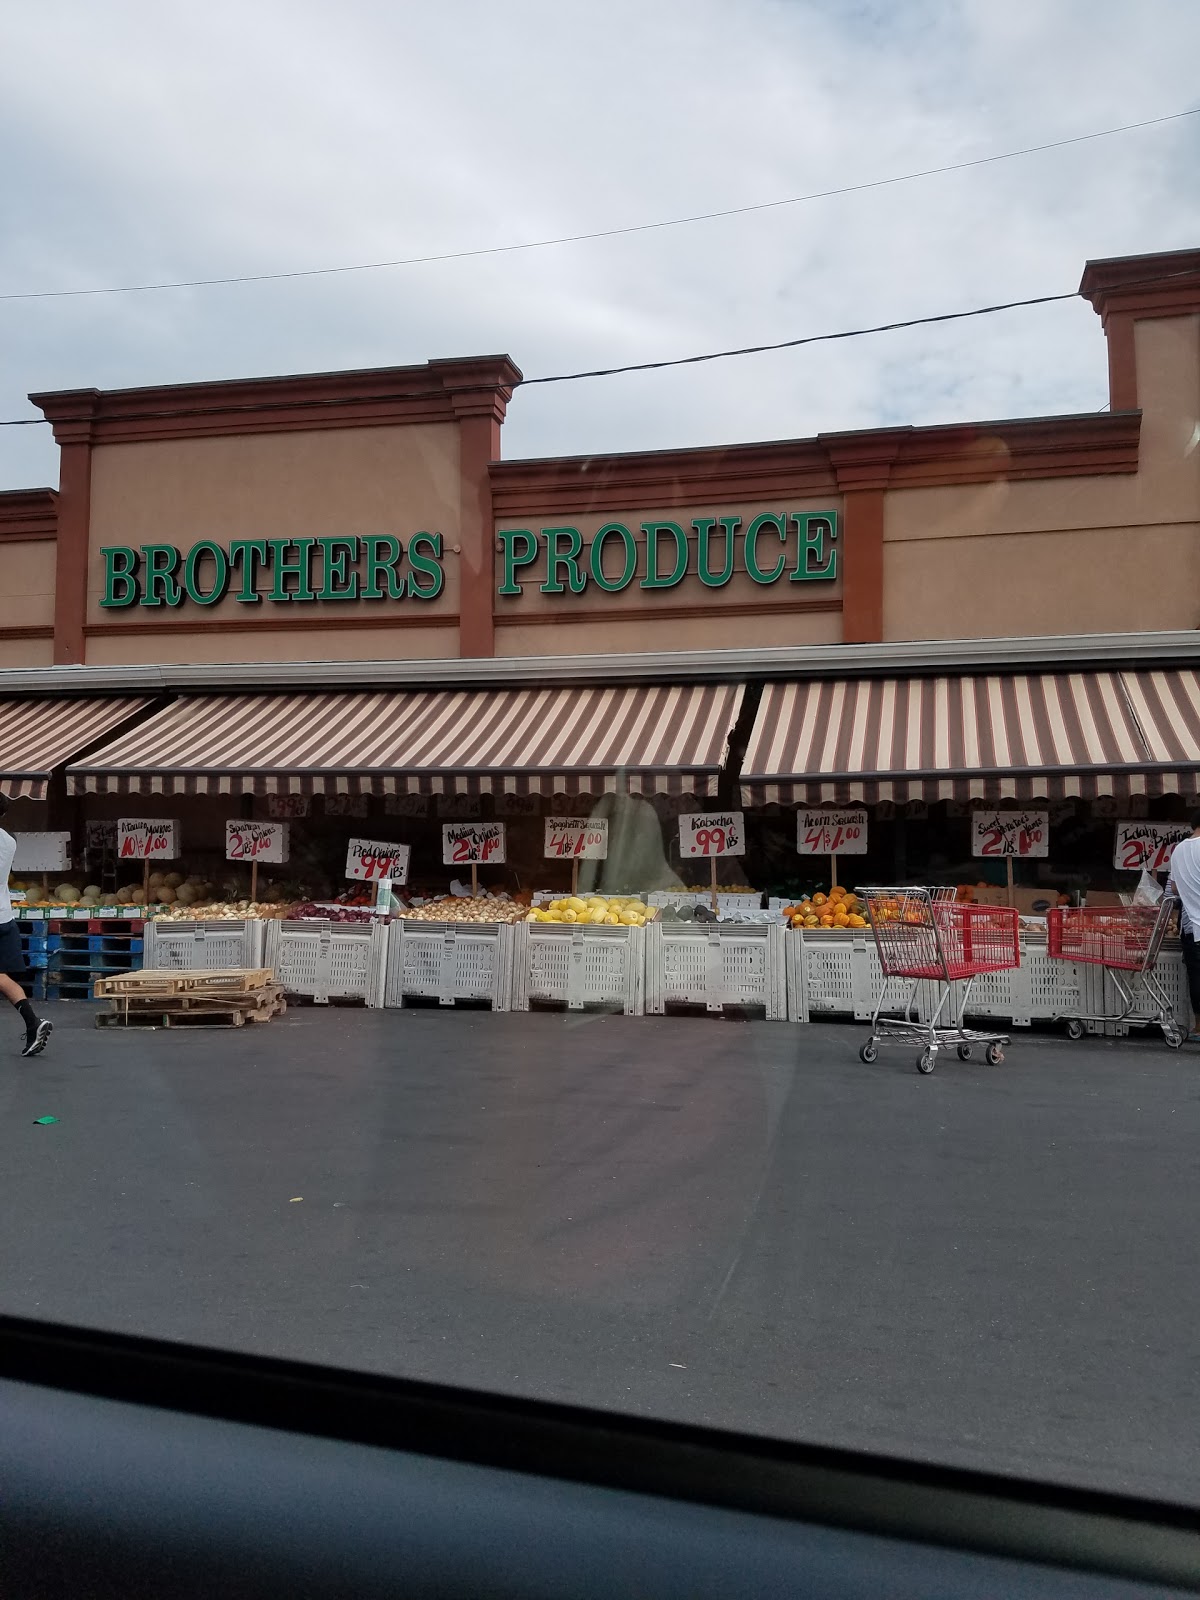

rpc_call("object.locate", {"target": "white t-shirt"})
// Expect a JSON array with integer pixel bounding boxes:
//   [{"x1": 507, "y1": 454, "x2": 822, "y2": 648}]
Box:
[
  {"x1": 0, "y1": 827, "x2": 14, "y2": 924},
  {"x1": 1168, "y1": 835, "x2": 1200, "y2": 936}
]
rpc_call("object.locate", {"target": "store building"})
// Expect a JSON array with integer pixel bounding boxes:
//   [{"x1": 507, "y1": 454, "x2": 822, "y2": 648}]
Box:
[{"x1": 0, "y1": 245, "x2": 1198, "y2": 905}]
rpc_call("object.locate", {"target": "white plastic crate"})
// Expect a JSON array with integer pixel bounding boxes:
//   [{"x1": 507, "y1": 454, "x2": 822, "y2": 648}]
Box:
[
  {"x1": 264, "y1": 919, "x2": 386, "y2": 1006},
  {"x1": 1078, "y1": 945, "x2": 1190, "y2": 1037},
  {"x1": 385, "y1": 920, "x2": 513, "y2": 1010},
  {"x1": 145, "y1": 918, "x2": 265, "y2": 971},
  {"x1": 647, "y1": 890, "x2": 706, "y2": 909},
  {"x1": 786, "y1": 930, "x2": 959, "y2": 1025},
  {"x1": 512, "y1": 922, "x2": 644, "y2": 1014},
  {"x1": 645, "y1": 923, "x2": 785, "y2": 1018}
]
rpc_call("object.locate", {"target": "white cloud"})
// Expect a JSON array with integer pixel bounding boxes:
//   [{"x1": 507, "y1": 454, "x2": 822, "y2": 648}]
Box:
[{"x1": 1, "y1": 0, "x2": 1197, "y2": 488}]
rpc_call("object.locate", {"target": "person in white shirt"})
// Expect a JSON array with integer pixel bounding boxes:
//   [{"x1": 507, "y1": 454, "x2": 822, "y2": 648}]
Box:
[
  {"x1": 0, "y1": 795, "x2": 53, "y2": 1057},
  {"x1": 1166, "y1": 814, "x2": 1200, "y2": 1036}
]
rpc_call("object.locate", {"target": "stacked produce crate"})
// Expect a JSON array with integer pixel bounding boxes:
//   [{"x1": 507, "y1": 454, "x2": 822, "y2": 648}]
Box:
[{"x1": 18, "y1": 910, "x2": 146, "y2": 1001}]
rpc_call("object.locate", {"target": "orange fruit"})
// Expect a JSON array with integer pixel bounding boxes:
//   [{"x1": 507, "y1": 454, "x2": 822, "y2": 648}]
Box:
[
  {"x1": 820, "y1": 914, "x2": 835, "y2": 927},
  {"x1": 830, "y1": 885, "x2": 846, "y2": 899},
  {"x1": 813, "y1": 892, "x2": 827, "y2": 906}
]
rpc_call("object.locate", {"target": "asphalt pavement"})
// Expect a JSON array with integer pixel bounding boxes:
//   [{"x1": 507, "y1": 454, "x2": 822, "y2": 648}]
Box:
[{"x1": 1, "y1": 999, "x2": 1198, "y2": 1505}]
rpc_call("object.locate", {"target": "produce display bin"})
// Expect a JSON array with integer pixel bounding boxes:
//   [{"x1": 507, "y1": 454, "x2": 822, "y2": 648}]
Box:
[
  {"x1": 384, "y1": 920, "x2": 513, "y2": 1010},
  {"x1": 264, "y1": 919, "x2": 387, "y2": 1006},
  {"x1": 145, "y1": 919, "x2": 266, "y2": 972},
  {"x1": 512, "y1": 922, "x2": 644, "y2": 1015},
  {"x1": 645, "y1": 922, "x2": 785, "y2": 1018}
]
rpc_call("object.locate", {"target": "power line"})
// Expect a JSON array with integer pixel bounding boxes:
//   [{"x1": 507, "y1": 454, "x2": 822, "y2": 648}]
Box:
[
  {"x1": 0, "y1": 267, "x2": 1191, "y2": 429},
  {"x1": 1, "y1": 107, "x2": 1196, "y2": 305}
]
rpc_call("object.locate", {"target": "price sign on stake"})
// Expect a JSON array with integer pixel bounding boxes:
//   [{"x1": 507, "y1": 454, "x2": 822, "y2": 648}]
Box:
[
  {"x1": 679, "y1": 811, "x2": 745, "y2": 911},
  {"x1": 442, "y1": 821, "x2": 506, "y2": 895},
  {"x1": 227, "y1": 821, "x2": 290, "y2": 902},
  {"x1": 1113, "y1": 820, "x2": 1190, "y2": 873},
  {"x1": 795, "y1": 807, "x2": 867, "y2": 896},
  {"x1": 971, "y1": 808, "x2": 1049, "y2": 908},
  {"x1": 346, "y1": 837, "x2": 411, "y2": 885},
  {"x1": 118, "y1": 818, "x2": 180, "y2": 905},
  {"x1": 544, "y1": 817, "x2": 608, "y2": 894}
]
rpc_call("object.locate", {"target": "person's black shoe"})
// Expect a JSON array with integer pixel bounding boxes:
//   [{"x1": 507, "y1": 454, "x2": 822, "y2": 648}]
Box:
[{"x1": 21, "y1": 1020, "x2": 52, "y2": 1058}]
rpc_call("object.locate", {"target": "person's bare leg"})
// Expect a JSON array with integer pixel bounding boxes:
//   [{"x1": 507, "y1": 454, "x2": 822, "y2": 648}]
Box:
[{"x1": 0, "y1": 971, "x2": 25, "y2": 1004}]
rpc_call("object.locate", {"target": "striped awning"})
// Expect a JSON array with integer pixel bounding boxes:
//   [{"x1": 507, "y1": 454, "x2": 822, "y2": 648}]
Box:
[
  {"x1": 740, "y1": 672, "x2": 1200, "y2": 804},
  {"x1": 67, "y1": 683, "x2": 744, "y2": 798},
  {"x1": 0, "y1": 696, "x2": 153, "y2": 802}
]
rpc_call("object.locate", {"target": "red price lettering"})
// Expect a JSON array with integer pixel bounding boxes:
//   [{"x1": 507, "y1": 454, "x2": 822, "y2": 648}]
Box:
[
  {"x1": 1119, "y1": 839, "x2": 1145, "y2": 870},
  {"x1": 695, "y1": 826, "x2": 725, "y2": 854},
  {"x1": 980, "y1": 825, "x2": 1003, "y2": 856},
  {"x1": 452, "y1": 838, "x2": 470, "y2": 863}
]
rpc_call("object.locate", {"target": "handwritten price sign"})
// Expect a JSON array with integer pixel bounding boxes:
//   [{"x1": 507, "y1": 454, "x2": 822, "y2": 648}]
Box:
[
  {"x1": 795, "y1": 807, "x2": 868, "y2": 857},
  {"x1": 971, "y1": 809, "x2": 1049, "y2": 859},
  {"x1": 117, "y1": 819, "x2": 179, "y2": 860},
  {"x1": 226, "y1": 821, "x2": 289, "y2": 864},
  {"x1": 495, "y1": 792, "x2": 542, "y2": 817},
  {"x1": 1113, "y1": 820, "x2": 1190, "y2": 872},
  {"x1": 266, "y1": 794, "x2": 311, "y2": 819},
  {"x1": 544, "y1": 817, "x2": 609, "y2": 860},
  {"x1": 345, "y1": 837, "x2": 411, "y2": 884},
  {"x1": 679, "y1": 812, "x2": 745, "y2": 858},
  {"x1": 384, "y1": 794, "x2": 430, "y2": 818},
  {"x1": 437, "y1": 794, "x2": 482, "y2": 820},
  {"x1": 442, "y1": 822, "x2": 506, "y2": 865}
]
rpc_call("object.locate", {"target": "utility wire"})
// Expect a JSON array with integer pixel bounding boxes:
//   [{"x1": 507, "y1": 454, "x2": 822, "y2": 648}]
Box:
[
  {"x1": 0, "y1": 106, "x2": 1196, "y2": 305},
  {"x1": 0, "y1": 267, "x2": 1192, "y2": 428}
]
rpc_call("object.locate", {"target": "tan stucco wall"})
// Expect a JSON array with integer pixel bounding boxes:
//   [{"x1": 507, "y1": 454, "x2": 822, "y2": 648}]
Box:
[
  {"x1": 883, "y1": 315, "x2": 1200, "y2": 639},
  {"x1": 85, "y1": 424, "x2": 462, "y2": 664},
  {"x1": 0, "y1": 540, "x2": 56, "y2": 630},
  {"x1": 497, "y1": 609, "x2": 842, "y2": 657},
  {"x1": 494, "y1": 498, "x2": 843, "y2": 655},
  {"x1": 84, "y1": 624, "x2": 459, "y2": 667},
  {"x1": 0, "y1": 637, "x2": 53, "y2": 668}
]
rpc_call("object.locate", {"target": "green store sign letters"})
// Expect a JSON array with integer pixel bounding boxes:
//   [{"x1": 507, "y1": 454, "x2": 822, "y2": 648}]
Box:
[{"x1": 99, "y1": 512, "x2": 838, "y2": 608}]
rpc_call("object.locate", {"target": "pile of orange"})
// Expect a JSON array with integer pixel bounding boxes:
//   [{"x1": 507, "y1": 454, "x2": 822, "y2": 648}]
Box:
[{"x1": 782, "y1": 886, "x2": 867, "y2": 931}]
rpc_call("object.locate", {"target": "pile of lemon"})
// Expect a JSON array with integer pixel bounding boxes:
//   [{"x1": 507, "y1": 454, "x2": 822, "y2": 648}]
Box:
[{"x1": 527, "y1": 895, "x2": 650, "y2": 926}]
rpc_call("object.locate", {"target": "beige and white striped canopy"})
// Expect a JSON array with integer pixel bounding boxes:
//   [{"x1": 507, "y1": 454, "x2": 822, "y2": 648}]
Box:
[
  {"x1": 0, "y1": 696, "x2": 153, "y2": 801},
  {"x1": 67, "y1": 683, "x2": 744, "y2": 797},
  {"x1": 740, "y1": 671, "x2": 1200, "y2": 803}
]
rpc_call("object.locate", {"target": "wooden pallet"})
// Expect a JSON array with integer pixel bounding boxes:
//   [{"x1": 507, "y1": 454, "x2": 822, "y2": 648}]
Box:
[
  {"x1": 96, "y1": 984, "x2": 287, "y2": 1029},
  {"x1": 94, "y1": 967, "x2": 275, "y2": 999}
]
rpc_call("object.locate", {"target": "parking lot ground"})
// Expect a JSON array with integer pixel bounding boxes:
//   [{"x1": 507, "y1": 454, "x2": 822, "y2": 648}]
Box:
[{"x1": 2, "y1": 1000, "x2": 1199, "y2": 1504}]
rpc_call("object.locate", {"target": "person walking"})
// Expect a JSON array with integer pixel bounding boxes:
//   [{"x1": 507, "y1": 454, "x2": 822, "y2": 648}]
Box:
[
  {"x1": 0, "y1": 795, "x2": 52, "y2": 1057},
  {"x1": 1167, "y1": 813, "x2": 1200, "y2": 1040}
]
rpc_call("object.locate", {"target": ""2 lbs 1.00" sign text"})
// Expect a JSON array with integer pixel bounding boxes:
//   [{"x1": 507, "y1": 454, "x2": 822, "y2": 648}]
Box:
[
  {"x1": 971, "y1": 809, "x2": 1049, "y2": 859},
  {"x1": 442, "y1": 822, "x2": 506, "y2": 865}
]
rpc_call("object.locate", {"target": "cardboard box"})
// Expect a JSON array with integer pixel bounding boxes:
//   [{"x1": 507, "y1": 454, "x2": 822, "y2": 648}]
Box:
[{"x1": 970, "y1": 886, "x2": 1061, "y2": 914}]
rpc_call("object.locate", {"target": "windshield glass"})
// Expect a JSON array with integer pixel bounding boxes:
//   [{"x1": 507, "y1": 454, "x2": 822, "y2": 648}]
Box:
[{"x1": 2, "y1": 0, "x2": 1199, "y2": 1510}]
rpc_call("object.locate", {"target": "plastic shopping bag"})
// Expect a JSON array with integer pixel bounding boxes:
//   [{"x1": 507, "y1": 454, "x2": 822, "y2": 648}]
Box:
[{"x1": 1132, "y1": 868, "x2": 1163, "y2": 907}]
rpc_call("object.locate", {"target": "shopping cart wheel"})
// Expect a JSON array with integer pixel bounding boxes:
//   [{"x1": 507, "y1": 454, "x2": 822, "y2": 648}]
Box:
[
  {"x1": 956, "y1": 1044, "x2": 972, "y2": 1060},
  {"x1": 916, "y1": 1049, "x2": 936, "y2": 1074},
  {"x1": 859, "y1": 1042, "x2": 878, "y2": 1064},
  {"x1": 1164, "y1": 1027, "x2": 1184, "y2": 1050},
  {"x1": 985, "y1": 1043, "x2": 1005, "y2": 1065},
  {"x1": 1065, "y1": 1019, "x2": 1085, "y2": 1041}
]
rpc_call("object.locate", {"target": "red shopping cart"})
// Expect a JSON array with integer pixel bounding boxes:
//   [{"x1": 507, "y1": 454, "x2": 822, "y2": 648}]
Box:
[
  {"x1": 858, "y1": 887, "x2": 1022, "y2": 1074},
  {"x1": 1046, "y1": 896, "x2": 1183, "y2": 1048}
]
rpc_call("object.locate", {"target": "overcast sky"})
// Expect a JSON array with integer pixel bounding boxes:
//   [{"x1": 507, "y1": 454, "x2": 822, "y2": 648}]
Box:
[{"x1": 1, "y1": 0, "x2": 1197, "y2": 490}]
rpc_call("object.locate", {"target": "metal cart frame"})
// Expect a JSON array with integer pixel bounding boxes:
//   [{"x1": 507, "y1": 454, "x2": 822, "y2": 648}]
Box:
[
  {"x1": 858, "y1": 887, "x2": 1021, "y2": 1074},
  {"x1": 1046, "y1": 895, "x2": 1184, "y2": 1049}
]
